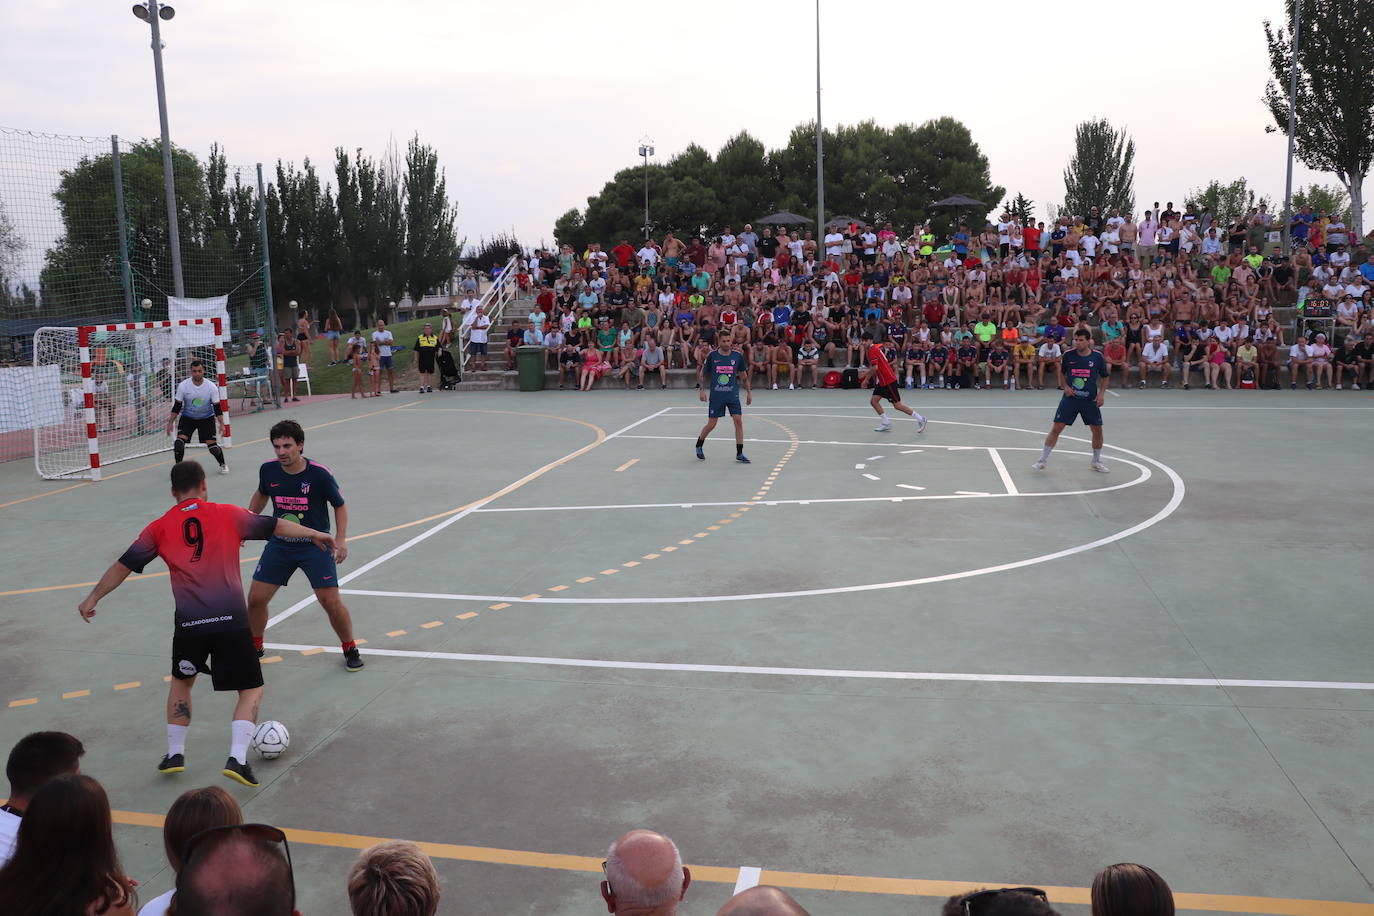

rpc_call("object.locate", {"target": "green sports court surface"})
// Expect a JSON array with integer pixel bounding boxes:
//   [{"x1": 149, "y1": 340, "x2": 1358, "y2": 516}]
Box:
[{"x1": 2, "y1": 389, "x2": 1372, "y2": 915}]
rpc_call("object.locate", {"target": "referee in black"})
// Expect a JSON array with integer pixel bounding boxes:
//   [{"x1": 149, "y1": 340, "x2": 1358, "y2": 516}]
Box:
[{"x1": 415, "y1": 323, "x2": 438, "y2": 393}]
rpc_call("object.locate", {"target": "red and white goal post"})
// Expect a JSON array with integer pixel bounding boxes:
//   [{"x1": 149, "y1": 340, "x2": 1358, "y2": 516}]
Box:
[{"x1": 31, "y1": 318, "x2": 232, "y2": 481}]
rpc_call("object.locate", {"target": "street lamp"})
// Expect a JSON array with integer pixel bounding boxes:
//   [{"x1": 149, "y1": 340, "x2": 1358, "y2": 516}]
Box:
[
  {"x1": 638, "y1": 136, "x2": 654, "y2": 240},
  {"x1": 131, "y1": 0, "x2": 185, "y2": 298}
]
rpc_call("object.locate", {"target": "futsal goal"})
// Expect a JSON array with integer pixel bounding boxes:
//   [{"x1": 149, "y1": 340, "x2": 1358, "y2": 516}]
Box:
[{"x1": 31, "y1": 319, "x2": 232, "y2": 481}]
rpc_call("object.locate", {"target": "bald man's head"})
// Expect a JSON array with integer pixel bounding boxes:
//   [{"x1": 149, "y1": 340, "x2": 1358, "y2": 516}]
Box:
[
  {"x1": 601, "y1": 829, "x2": 690, "y2": 914},
  {"x1": 176, "y1": 834, "x2": 294, "y2": 916},
  {"x1": 717, "y1": 885, "x2": 811, "y2": 915}
]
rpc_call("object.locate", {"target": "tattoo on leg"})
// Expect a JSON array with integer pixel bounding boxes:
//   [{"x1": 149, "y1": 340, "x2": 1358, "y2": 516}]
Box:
[{"x1": 172, "y1": 700, "x2": 191, "y2": 721}]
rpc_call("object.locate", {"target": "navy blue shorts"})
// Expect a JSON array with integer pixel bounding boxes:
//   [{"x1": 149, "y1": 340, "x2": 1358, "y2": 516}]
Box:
[
  {"x1": 708, "y1": 395, "x2": 742, "y2": 418},
  {"x1": 1054, "y1": 396, "x2": 1103, "y2": 427},
  {"x1": 253, "y1": 539, "x2": 339, "y2": 590},
  {"x1": 380, "y1": 354, "x2": 394, "y2": 369}
]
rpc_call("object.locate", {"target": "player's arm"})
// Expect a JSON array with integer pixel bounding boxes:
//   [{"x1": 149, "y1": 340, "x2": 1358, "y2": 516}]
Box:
[
  {"x1": 165, "y1": 381, "x2": 183, "y2": 435},
  {"x1": 273, "y1": 517, "x2": 335, "y2": 552},
  {"x1": 741, "y1": 354, "x2": 752, "y2": 405},
  {"x1": 697, "y1": 355, "x2": 709, "y2": 402},
  {"x1": 332, "y1": 503, "x2": 349, "y2": 564},
  {"x1": 1059, "y1": 355, "x2": 1074, "y2": 396},
  {"x1": 77, "y1": 561, "x2": 134, "y2": 621},
  {"x1": 1096, "y1": 356, "x2": 1109, "y2": 405}
]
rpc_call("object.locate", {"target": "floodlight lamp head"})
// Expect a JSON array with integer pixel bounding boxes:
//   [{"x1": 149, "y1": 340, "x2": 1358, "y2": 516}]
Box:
[
  {"x1": 132, "y1": 3, "x2": 150, "y2": 20},
  {"x1": 159, "y1": 4, "x2": 175, "y2": 19}
]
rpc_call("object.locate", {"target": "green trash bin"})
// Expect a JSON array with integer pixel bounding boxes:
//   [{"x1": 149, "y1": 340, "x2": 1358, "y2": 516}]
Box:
[{"x1": 516, "y1": 346, "x2": 546, "y2": 391}]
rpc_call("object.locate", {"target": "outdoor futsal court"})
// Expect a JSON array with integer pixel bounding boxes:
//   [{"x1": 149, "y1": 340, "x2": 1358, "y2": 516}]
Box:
[{"x1": 1, "y1": 389, "x2": 1372, "y2": 915}]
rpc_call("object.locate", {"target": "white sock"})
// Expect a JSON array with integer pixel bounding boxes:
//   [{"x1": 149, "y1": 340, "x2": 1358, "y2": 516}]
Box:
[
  {"x1": 878, "y1": 412, "x2": 890, "y2": 426},
  {"x1": 167, "y1": 724, "x2": 188, "y2": 757},
  {"x1": 1040, "y1": 444, "x2": 1053, "y2": 462},
  {"x1": 230, "y1": 719, "x2": 255, "y2": 765},
  {"x1": 1092, "y1": 448, "x2": 1102, "y2": 464},
  {"x1": 912, "y1": 411, "x2": 925, "y2": 423}
]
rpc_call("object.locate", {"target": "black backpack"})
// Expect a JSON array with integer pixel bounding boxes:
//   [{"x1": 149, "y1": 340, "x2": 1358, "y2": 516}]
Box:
[{"x1": 841, "y1": 367, "x2": 861, "y2": 389}]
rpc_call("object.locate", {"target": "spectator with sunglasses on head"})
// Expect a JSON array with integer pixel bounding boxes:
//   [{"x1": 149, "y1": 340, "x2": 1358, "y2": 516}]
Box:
[
  {"x1": 599, "y1": 829, "x2": 690, "y2": 915},
  {"x1": 943, "y1": 886, "x2": 1060, "y2": 916},
  {"x1": 173, "y1": 821, "x2": 298, "y2": 916}
]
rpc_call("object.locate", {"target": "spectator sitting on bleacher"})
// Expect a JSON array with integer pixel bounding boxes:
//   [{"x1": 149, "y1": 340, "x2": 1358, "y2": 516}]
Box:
[
  {"x1": 346, "y1": 840, "x2": 441, "y2": 916},
  {"x1": 942, "y1": 887, "x2": 1060, "y2": 915},
  {"x1": 138, "y1": 785, "x2": 243, "y2": 916},
  {"x1": 0, "y1": 730, "x2": 85, "y2": 867},
  {"x1": 1091, "y1": 863, "x2": 1175, "y2": 916},
  {"x1": 716, "y1": 885, "x2": 810, "y2": 915}
]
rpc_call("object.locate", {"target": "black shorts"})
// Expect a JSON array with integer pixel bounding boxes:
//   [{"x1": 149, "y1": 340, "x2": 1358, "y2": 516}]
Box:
[
  {"x1": 417, "y1": 351, "x2": 436, "y2": 373},
  {"x1": 872, "y1": 381, "x2": 902, "y2": 404},
  {"x1": 171, "y1": 626, "x2": 263, "y2": 691},
  {"x1": 176, "y1": 414, "x2": 217, "y2": 443}
]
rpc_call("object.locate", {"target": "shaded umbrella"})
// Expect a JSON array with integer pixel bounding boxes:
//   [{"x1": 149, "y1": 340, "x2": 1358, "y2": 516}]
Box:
[
  {"x1": 932, "y1": 194, "x2": 988, "y2": 227},
  {"x1": 824, "y1": 215, "x2": 864, "y2": 230},
  {"x1": 757, "y1": 210, "x2": 811, "y2": 226}
]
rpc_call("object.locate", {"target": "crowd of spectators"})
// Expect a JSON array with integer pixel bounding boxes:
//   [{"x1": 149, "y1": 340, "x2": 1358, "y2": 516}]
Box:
[
  {"x1": 1, "y1": 731, "x2": 1181, "y2": 915},
  {"x1": 492, "y1": 204, "x2": 1374, "y2": 391}
]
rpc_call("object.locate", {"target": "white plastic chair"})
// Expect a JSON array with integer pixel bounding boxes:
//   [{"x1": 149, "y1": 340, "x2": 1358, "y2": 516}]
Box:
[{"x1": 297, "y1": 363, "x2": 312, "y2": 396}]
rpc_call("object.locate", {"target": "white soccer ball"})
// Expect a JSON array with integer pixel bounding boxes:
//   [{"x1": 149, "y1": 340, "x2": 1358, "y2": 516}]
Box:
[{"x1": 251, "y1": 720, "x2": 290, "y2": 760}]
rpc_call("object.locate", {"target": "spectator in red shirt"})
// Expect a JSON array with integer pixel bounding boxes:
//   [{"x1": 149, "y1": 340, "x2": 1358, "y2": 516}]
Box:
[{"x1": 611, "y1": 240, "x2": 637, "y2": 270}]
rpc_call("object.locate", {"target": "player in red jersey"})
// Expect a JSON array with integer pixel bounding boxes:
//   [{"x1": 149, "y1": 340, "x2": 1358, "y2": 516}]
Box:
[
  {"x1": 78, "y1": 461, "x2": 334, "y2": 787},
  {"x1": 861, "y1": 330, "x2": 927, "y2": 433}
]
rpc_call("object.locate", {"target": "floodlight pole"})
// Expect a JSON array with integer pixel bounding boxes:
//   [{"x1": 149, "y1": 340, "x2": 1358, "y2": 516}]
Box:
[
  {"x1": 815, "y1": 0, "x2": 826, "y2": 245},
  {"x1": 1281, "y1": 0, "x2": 1302, "y2": 257},
  {"x1": 639, "y1": 137, "x2": 654, "y2": 240},
  {"x1": 135, "y1": 0, "x2": 185, "y2": 298}
]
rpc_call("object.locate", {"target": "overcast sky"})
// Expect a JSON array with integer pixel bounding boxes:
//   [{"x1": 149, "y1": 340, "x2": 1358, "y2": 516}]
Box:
[{"x1": 1, "y1": 0, "x2": 1363, "y2": 254}]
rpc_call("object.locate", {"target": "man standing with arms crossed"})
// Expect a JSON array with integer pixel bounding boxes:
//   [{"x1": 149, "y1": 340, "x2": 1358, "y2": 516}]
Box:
[
  {"x1": 1033, "y1": 327, "x2": 1111, "y2": 473},
  {"x1": 246, "y1": 420, "x2": 364, "y2": 671},
  {"x1": 78, "y1": 461, "x2": 334, "y2": 786},
  {"x1": 371, "y1": 319, "x2": 396, "y2": 393},
  {"x1": 695, "y1": 329, "x2": 752, "y2": 463}
]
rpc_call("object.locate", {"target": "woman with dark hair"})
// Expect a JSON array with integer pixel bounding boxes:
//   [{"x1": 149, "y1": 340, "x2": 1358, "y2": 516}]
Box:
[
  {"x1": 137, "y1": 786, "x2": 243, "y2": 915},
  {"x1": 1091, "y1": 863, "x2": 1174, "y2": 916},
  {"x1": 0, "y1": 773, "x2": 136, "y2": 914}
]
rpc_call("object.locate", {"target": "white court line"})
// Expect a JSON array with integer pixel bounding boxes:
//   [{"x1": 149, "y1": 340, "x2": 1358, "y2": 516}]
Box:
[
  {"x1": 607, "y1": 407, "x2": 672, "y2": 439},
  {"x1": 987, "y1": 448, "x2": 1019, "y2": 495},
  {"x1": 264, "y1": 410, "x2": 641, "y2": 629},
  {"x1": 670, "y1": 405, "x2": 1374, "y2": 411},
  {"x1": 734, "y1": 867, "x2": 763, "y2": 894},
  {"x1": 260, "y1": 643, "x2": 1374, "y2": 692},
  {"x1": 862, "y1": 473, "x2": 881, "y2": 481},
  {"x1": 896, "y1": 484, "x2": 926, "y2": 491},
  {"x1": 1106, "y1": 389, "x2": 1121, "y2": 397},
  {"x1": 337, "y1": 419, "x2": 1184, "y2": 604}
]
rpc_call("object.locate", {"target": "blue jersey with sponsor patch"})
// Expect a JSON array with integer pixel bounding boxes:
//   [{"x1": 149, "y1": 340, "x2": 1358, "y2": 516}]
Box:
[
  {"x1": 257, "y1": 459, "x2": 344, "y2": 542},
  {"x1": 702, "y1": 349, "x2": 746, "y2": 396},
  {"x1": 1061, "y1": 348, "x2": 1108, "y2": 399}
]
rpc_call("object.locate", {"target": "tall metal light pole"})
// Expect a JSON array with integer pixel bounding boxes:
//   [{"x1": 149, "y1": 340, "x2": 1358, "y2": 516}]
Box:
[
  {"x1": 1281, "y1": 0, "x2": 1302, "y2": 256},
  {"x1": 638, "y1": 137, "x2": 654, "y2": 240},
  {"x1": 132, "y1": 0, "x2": 185, "y2": 298},
  {"x1": 815, "y1": 0, "x2": 826, "y2": 246}
]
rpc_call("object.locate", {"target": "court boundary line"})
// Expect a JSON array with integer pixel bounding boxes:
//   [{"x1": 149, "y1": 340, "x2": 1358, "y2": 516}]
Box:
[
  {"x1": 267, "y1": 414, "x2": 612, "y2": 631},
  {"x1": 325, "y1": 419, "x2": 1184, "y2": 605},
  {"x1": 261, "y1": 643, "x2": 1374, "y2": 692},
  {"x1": 102, "y1": 809, "x2": 1374, "y2": 914},
  {"x1": 662, "y1": 405, "x2": 1374, "y2": 411}
]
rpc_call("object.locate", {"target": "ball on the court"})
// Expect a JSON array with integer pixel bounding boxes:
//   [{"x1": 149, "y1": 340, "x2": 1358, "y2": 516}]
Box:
[{"x1": 251, "y1": 720, "x2": 290, "y2": 760}]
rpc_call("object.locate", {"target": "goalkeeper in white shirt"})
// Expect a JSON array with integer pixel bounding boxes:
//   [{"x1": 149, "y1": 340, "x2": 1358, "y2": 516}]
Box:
[{"x1": 165, "y1": 359, "x2": 228, "y2": 474}]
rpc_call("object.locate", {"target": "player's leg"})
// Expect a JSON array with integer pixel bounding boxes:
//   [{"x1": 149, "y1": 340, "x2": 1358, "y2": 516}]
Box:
[
  {"x1": 316, "y1": 588, "x2": 364, "y2": 670},
  {"x1": 211, "y1": 629, "x2": 266, "y2": 786},
  {"x1": 161, "y1": 672, "x2": 194, "y2": 774},
  {"x1": 1089, "y1": 422, "x2": 1108, "y2": 472},
  {"x1": 1034, "y1": 417, "x2": 1069, "y2": 469},
  {"x1": 696, "y1": 412, "x2": 720, "y2": 459},
  {"x1": 730, "y1": 407, "x2": 750, "y2": 463},
  {"x1": 246, "y1": 579, "x2": 282, "y2": 655},
  {"x1": 199, "y1": 419, "x2": 227, "y2": 472},
  {"x1": 173, "y1": 414, "x2": 194, "y2": 462}
]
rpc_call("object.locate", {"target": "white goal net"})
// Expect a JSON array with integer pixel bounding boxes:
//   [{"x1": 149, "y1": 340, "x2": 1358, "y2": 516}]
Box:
[{"x1": 31, "y1": 319, "x2": 232, "y2": 480}]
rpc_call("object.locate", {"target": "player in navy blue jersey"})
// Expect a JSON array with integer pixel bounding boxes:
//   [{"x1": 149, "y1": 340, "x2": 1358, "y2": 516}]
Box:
[
  {"x1": 695, "y1": 329, "x2": 752, "y2": 463},
  {"x1": 246, "y1": 419, "x2": 364, "y2": 671},
  {"x1": 1033, "y1": 328, "x2": 1111, "y2": 473}
]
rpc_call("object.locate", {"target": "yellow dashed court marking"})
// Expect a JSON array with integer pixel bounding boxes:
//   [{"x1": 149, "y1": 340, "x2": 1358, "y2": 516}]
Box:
[
  {"x1": 386, "y1": 630, "x2": 407, "y2": 638},
  {"x1": 262, "y1": 656, "x2": 283, "y2": 664},
  {"x1": 642, "y1": 553, "x2": 660, "y2": 560},
  {"x1": 678, "y1": 539, "x2": 695, "y2": 545},
  {"x1": 62, "y1": 690, "x2": 91, "y2": 699},
  {"x1": 421, "y1": 621, "x2": 444, "y2": 629},
  {"x1": 614, "y1": 459, "x2": 639, "y2": 472},
  {"x1": 661, "y1": 546, "x2": 678, "y2": 553},
  {"x1": 301, "y1": 648, "x2": 325, "y2": 656},
  {"x1": 489, "y1": 603, "x2": 512, "y2": 610},
  {"x1": 707, "y1": 525, "x2": 721, "y2": 531},
  {"x1": 547, "y1": 585, "x2": 568, "y2": 592},
  {"x1": 114, "y1": 681, "x2": 141, "y2": 691},
  {"x1": 8, "y1": 698, "x2": 37, "y2": 708},
  {"x1": 456, "y1": 612, "x2": 478, "y2": 620},
  {"x1": 520, "y1": 593, "x2": 542, "y2": 600},
  {"x1": 599, "y1": 569, "x2": 618, "y2": 576},
  {"x1": 575, "y1": 577, "x2": 596, "y2": 583},
  {"x1": 622, "y1": 561, "x2": 640, "y2": 568},
  {"x1": 163, "y1": 675, "x2": 172, "y2": 682}
]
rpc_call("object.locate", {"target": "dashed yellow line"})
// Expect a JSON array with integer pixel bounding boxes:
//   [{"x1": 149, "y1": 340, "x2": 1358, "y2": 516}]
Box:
[
  {"x1": 8, "y1": 698, "x2": 37, "y2": 708},
  {"x1": 302, "y1": 648, "x2": 326, "y2": 656},
  {"x1": 456, "y1": 612, "x2": 478, "y2": 620},
  {"x1": 262, "y1": 655, "x2": 283, "y2": 664},
  {"x1": 575, "y1": 577, "x2": 596, "y2": 583},
  {"x1": 490, "y1": 602, "x2": 512, "y2": 610},
  {"x1": 114, "y1": 681, "x2": 141, "y2": 691},
  {"x1": 547, "y1": 585, "x2": 568, "y2": 592},
  {"x1": 520, "y1": 593, "x2": 542, "y2": 600},
  {"x1": 614, "y1": 458, "x2": 639, "y2": 472},
  {"x1": 622, "y1": 561, "x2": 640, "y2": 568},
  {"x1": 421, "y1": 621, "x2": 444, "y2": 629},
  {"x1": 642, "y1": 553, "x2": 660, "y2": 560},
  {"x1": 386, "y1": 629, "x2": 407, "y2": 638},
  {"x1": 599, "y1": 569, "x2": 618, "y2": 576},
  {"x1": 660, "y1": 546, "x2": 678, "y2": 553}
]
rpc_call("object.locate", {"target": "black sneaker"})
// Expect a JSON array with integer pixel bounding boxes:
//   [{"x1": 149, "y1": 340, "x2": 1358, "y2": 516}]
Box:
[
  {"x1": 158, "y1": 753, "x2": 185, "y2": 775},
  {"x1": 256, "y1": 647, "x2": 265, "y2": 659},
  {"x1": 343, "y1": 647, "x2": 364, "y2": 671},
  {"x1": 221, "y1": 756, "x2": 259, "y2": 787}
]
